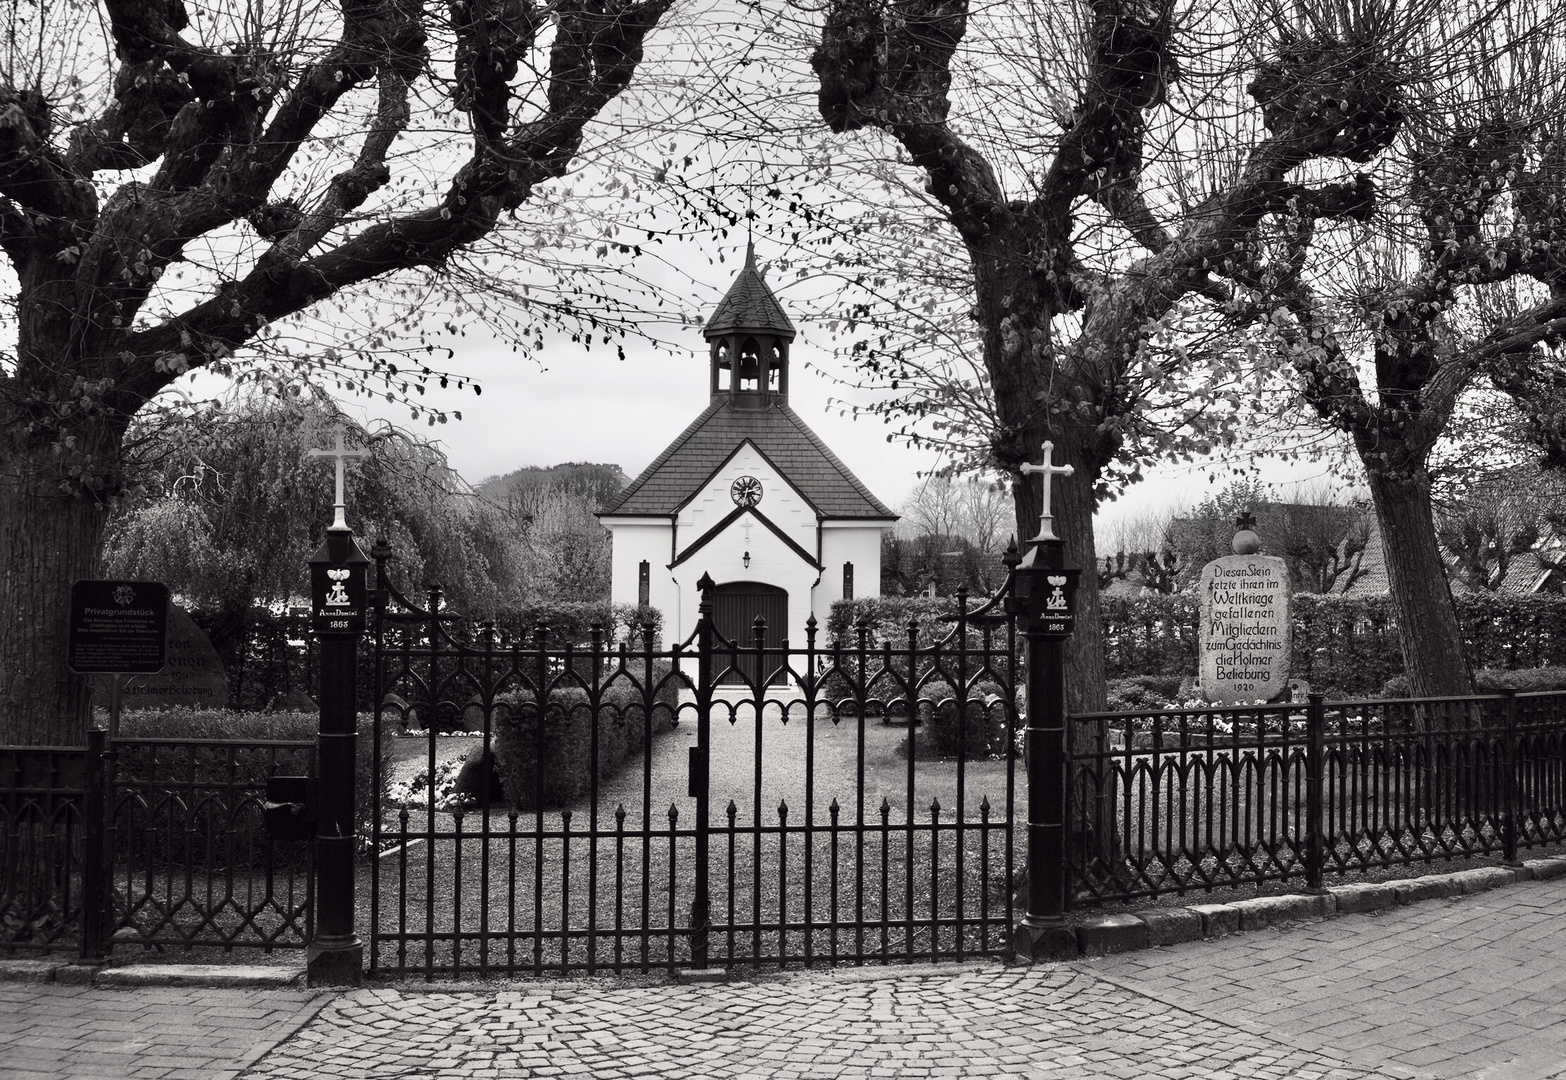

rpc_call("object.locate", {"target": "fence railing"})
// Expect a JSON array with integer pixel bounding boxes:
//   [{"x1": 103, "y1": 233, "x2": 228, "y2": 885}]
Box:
[
  {"x1": 369, "y1": 574, "x2": 1022, "y2": 979},
  {"x1": 0, "y1": 735, "x2": 105, "y2": 956},
  {"x1": 1, "y1": 732, "x2": 314, "y2": 958},
  {"x1": 1066, "y1": 690, "x2": 1566, "y2": 906}
]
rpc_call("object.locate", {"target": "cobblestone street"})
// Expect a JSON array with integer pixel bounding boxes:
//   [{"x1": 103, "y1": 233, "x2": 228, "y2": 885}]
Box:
[{"x1": 2, "y1": 873, "x2": 1563, "y2": 1079}]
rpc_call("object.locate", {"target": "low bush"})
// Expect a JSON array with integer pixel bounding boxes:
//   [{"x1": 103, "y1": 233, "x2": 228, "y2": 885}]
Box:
[
  {"x1": 1104, "y1": 675, "x2": 1185, "y2": 711},
  {"x1": 1474, "y1": 666, "x2": 1566, "y2": 692},
  {"x1": 1382, "y1": 666, "x2": 1566, "y2": 698},
  {"x1": 491, "y1": 660, "x2": 686, "y2": 810},
  {"x1": 900, "y1": 679, "x2": 1010, "y2": 760}
]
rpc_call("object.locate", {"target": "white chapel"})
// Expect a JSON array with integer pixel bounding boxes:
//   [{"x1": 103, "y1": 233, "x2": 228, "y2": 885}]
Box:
[{"x1": 597, "y1": 246, "x2": 897, "y2": 656}]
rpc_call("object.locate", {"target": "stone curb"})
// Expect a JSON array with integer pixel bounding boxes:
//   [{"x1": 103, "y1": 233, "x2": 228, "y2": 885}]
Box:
[
  {"x1": 0, "y1": 959, "x2": 304, "y2": 987},
  {"x1": 1063, "y1": 853, "x2": 1566, "y2": 962}
]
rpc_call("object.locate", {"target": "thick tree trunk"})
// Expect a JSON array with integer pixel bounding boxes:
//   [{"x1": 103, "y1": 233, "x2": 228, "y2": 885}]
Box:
[
  {"x1": 0, "y1": 444, "x2": 112, "y2": 745},
  {"x1": 1363, "y1": 463, "x2": 1473, "y2": 697}
]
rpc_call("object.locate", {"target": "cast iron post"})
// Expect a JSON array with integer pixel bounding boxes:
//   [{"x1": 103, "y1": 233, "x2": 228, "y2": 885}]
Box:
[
  {"x1": 689, "y1": 573, "x2": 716, "y2": 969},
  {"x1": 1501, "y1": 688, "x2": 1520, "y2": 867},
  {"x1": 1010, "y1": 442, "x2": 1080, "y2": 963},
  {"x1": 80, "y1": 728, "x2": 108, "y2": 962},
  {"x1": 307, "y1": 525, "x2": 369, "y2": 986},
  {"x1": 1304, "y1": 693, "x2": 1326, "y2": 891},
  {"x1": 305, "y1": 426, "x2": 371, "y2": 987}
]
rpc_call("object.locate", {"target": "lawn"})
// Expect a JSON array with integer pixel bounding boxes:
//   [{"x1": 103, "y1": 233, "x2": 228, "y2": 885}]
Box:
[{"x1": 366, "y1": 699, "x2": 1020, "y2": 977}]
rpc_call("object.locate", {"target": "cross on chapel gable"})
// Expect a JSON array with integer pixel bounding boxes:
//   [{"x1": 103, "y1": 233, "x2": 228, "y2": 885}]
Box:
[
  {"x1": 1020, "y1": 440, "x2": 1073, "y2": 543},
  {"x1": 308, "y1": 425, "x2": 371, "y2": 531}
]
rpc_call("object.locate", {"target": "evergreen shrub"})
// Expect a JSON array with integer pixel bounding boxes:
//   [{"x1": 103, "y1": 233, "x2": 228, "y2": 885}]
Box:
[
  {"x1": 899, "y1": 679, "x2": 1010, "y2": 759},
  {"x1": 490, "y1": 660, "x2": 686, "y2": 809}
]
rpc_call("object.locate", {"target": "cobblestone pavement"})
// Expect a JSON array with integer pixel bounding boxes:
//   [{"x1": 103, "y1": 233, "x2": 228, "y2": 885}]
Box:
[
  {"x1": 1086, "y1": 875, "x2": 1566, "y2": 1080},
  {"x1": 5, "y1": 875, "x2": 1564, "y2": 1079},
  {"x1": 240, "y1": 964, "x2": 1389, "y2": 1080},
  {"x1": 0, "y1": 982, "x2": 324, "y2": 1080}
]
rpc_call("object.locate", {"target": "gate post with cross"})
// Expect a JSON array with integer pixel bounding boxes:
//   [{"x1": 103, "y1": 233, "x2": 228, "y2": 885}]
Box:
[
  {"x1": 1010, "y1": 440, "x2": 1081, "y2": 962},
  {"x1": 305, "y1": 426, "x2": 371, "y2": 986}
]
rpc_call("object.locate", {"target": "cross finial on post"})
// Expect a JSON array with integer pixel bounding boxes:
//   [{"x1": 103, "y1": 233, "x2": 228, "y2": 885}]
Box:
[
  {"x1": 308, "y1": 425, "x2": 371, "y2": 531},
  {"x1": 1235, "y1": 511, "x2": 1257, "y2": 532},
  {"x1": 1020, "y1": 440, "x2": 1074, "y2": 543}
]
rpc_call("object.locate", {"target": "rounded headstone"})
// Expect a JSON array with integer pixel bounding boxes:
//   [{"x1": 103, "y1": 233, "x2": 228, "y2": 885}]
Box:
[{"x1": 1198, "y1": 554, "x2": 1292, "y2": 704}]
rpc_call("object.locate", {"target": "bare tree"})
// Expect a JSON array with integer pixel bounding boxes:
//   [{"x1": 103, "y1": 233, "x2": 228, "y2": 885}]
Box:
[
  {"x1": 897, "y1": 474, "x2": 1011, "y2": 552},
  {"x1": 806, "y1": 0, "x2": 1413, "y2": 710},
  {"x1": 0, "y1": 0, "x2": 676, "y2": 742},
  {"x1": 1235, "y1": 2, "x2": 1566, "y2": 692}
]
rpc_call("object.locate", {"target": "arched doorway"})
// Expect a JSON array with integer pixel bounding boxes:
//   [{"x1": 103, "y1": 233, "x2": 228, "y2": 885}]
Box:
[{"x1": 710, "y1": 581, "x2": 787, "y2": 685}]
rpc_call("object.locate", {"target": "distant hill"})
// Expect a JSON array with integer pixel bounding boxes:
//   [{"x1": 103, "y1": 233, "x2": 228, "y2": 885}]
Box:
[{"x1": 475, "y1": 463, "x2": 629, "y2": 511}]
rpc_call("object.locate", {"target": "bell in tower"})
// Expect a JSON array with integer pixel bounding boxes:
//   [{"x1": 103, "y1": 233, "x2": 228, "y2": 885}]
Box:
[{"x1": 706, "y1": 243, "x2": 796, "y2": 410}]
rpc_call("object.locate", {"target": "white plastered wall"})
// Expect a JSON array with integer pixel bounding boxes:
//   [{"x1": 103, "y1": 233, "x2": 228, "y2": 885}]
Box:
[
  {"x1": 814, "y1": 521, "x2": 894, "y2": 626},
  {"x1": 677, "y1": 443, "x2": 816, "y2": 558}
]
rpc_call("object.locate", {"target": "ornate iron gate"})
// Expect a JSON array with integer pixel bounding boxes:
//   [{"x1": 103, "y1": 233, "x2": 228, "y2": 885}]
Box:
[{"x1": 368, "y1": 554, "x2": 1021, "y2": 978}]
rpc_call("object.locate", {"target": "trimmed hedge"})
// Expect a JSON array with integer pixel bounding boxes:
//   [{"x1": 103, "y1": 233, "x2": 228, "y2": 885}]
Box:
[
  {"x1": 1101, "y1": 592, "x2": 1566, "y2": 693},
  {"x1": 105, "y1": 707, "x2": 391, "y2": 849},
  {"x1": 491, "y1": 660, "x2": 686, "y2": 810},
  {"x1": 182, "y1": 603, "x2": 664, "y2": 713}
]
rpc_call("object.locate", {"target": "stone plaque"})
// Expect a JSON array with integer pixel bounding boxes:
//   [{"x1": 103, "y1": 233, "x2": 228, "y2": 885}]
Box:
[
  {"x1": 98, "y1": 607, "x2": 229, "y2": 710},
  {"x1": 1198, "y1": 554, "x2": 1292, "y2": 704}
]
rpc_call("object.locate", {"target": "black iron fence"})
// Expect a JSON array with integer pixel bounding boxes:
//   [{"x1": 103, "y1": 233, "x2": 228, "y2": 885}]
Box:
[
  {"x1": 369, "y1": 569, "x2": 1022, "y2": 979},
  {"x1": 0, "y1": 736, "x2": 105, "y2": 954},
  {"x1": 1067, "y1": 691, "x2": 1566, "y2": 906},
  {"x1": 1, "y1": 731, "x2": 314, "y2": 958}
]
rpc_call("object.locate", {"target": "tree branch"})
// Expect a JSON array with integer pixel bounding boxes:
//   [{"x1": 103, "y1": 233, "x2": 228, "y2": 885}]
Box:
[{"x1": 119, "y1": 0, "x2": 671, "y2": 398}]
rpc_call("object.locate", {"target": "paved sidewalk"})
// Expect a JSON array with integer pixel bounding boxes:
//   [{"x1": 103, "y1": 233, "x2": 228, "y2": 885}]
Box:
[
  {"x1": 0, "y1": 982, "x2": 324, "y2": 1080},
  {"x1": 1087, "y1": 876, "x2": 1566, "y2": 1080},
  {"x1": 240, "y1": 965, "x2": 1387, "y2": 1080},
  {"x1": 2, "y1": 874, "x2": 1562, "y2": 1080}
]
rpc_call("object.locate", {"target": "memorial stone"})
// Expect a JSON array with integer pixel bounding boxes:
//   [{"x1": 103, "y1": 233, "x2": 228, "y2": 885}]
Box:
[
  {"x1": 1197, "y1": 520, "x2": 1292, "y2": 704},
  {"x1": 98, "y1": 607, "x2": 229, "y2": 709}
]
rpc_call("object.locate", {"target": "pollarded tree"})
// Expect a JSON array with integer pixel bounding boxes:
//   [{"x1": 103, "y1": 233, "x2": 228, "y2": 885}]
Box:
[
  {"x1": 1234, "y1": 4, "x2": 1566, "y2": 693},
  {"x1": 807, "y1": 0, "x2": 1406, "y2": 709},
  {"x1": 0, "y1": 0, "x2": 674, "y2": 743}
]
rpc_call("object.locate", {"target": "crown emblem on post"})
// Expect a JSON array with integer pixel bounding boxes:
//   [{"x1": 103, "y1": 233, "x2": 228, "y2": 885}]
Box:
[{"x1": 1047, "y1": 575, "x2": 1066, "y2": 587}]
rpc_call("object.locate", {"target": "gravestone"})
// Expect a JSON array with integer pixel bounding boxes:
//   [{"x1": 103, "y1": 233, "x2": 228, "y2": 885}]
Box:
[
  {"x1": 1197, "y1": 520, "x2": 1292, "y2": 704},
  {"x1": 98, "y1": 606, "x2": 229, "y2": 709}
]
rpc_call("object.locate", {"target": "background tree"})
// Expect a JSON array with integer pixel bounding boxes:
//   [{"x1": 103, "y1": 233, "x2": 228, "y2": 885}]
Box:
[
  {"x1": 1232, "y1": 1, "x2": 1566, "y2": 692},
  {"x1": 1436, "y1": 466, "x2": 1566, "y2": 591},
  {"x1": 102, "y1": 393, "x2": 524, "y2": 666},
  {"x1": 0, "y1": 0, "x2": 676, "y2": 742},
  {"x1": 883, "y1": 474, "x2": 1010, "y2": 597},
  {"x1": 805, "y1": 0, "x2": 1408, "y2": 711}
]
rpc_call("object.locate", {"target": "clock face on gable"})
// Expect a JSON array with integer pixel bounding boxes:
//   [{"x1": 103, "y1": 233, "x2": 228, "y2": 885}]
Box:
[{"x1": 730, "y1": 475, "x2": 763, "y2": 507}]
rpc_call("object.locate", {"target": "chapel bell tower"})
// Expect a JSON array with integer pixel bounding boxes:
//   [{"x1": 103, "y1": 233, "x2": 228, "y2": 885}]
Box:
[{"x1": 706, "y1": 242, "x2": 796, "y2": 409}]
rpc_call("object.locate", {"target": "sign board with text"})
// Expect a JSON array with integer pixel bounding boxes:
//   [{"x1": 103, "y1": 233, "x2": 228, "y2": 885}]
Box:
[{"x1": 68, "y1": 581, "x2": 170, "y2": 674}]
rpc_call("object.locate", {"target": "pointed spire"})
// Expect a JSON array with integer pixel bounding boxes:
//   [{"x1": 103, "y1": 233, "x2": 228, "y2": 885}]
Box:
[{"x1": 705, "y1": 243, "x2": 795, "y2": 340}]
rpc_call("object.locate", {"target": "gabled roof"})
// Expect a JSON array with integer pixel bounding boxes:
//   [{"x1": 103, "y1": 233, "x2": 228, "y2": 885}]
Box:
[
  {"x1": 598, "y1": 401, "x2": 896, "y2": 519},
  {"x1": 705, "y1": 244, "x2": 796, "y2": 340}
]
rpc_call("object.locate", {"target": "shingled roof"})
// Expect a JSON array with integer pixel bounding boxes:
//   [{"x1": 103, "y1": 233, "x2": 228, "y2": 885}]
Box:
[
  {"x1": 598, "y1": 400, "x2": 895, "y2": 519},
  {"x1": 705, "y1": 244, "x2": 796, "y2": 339}
]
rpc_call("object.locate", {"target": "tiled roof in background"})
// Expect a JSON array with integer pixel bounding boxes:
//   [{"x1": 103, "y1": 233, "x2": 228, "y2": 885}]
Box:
[{"x1": 598, "y1": 401, "x2": 895, "y2": 519}]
